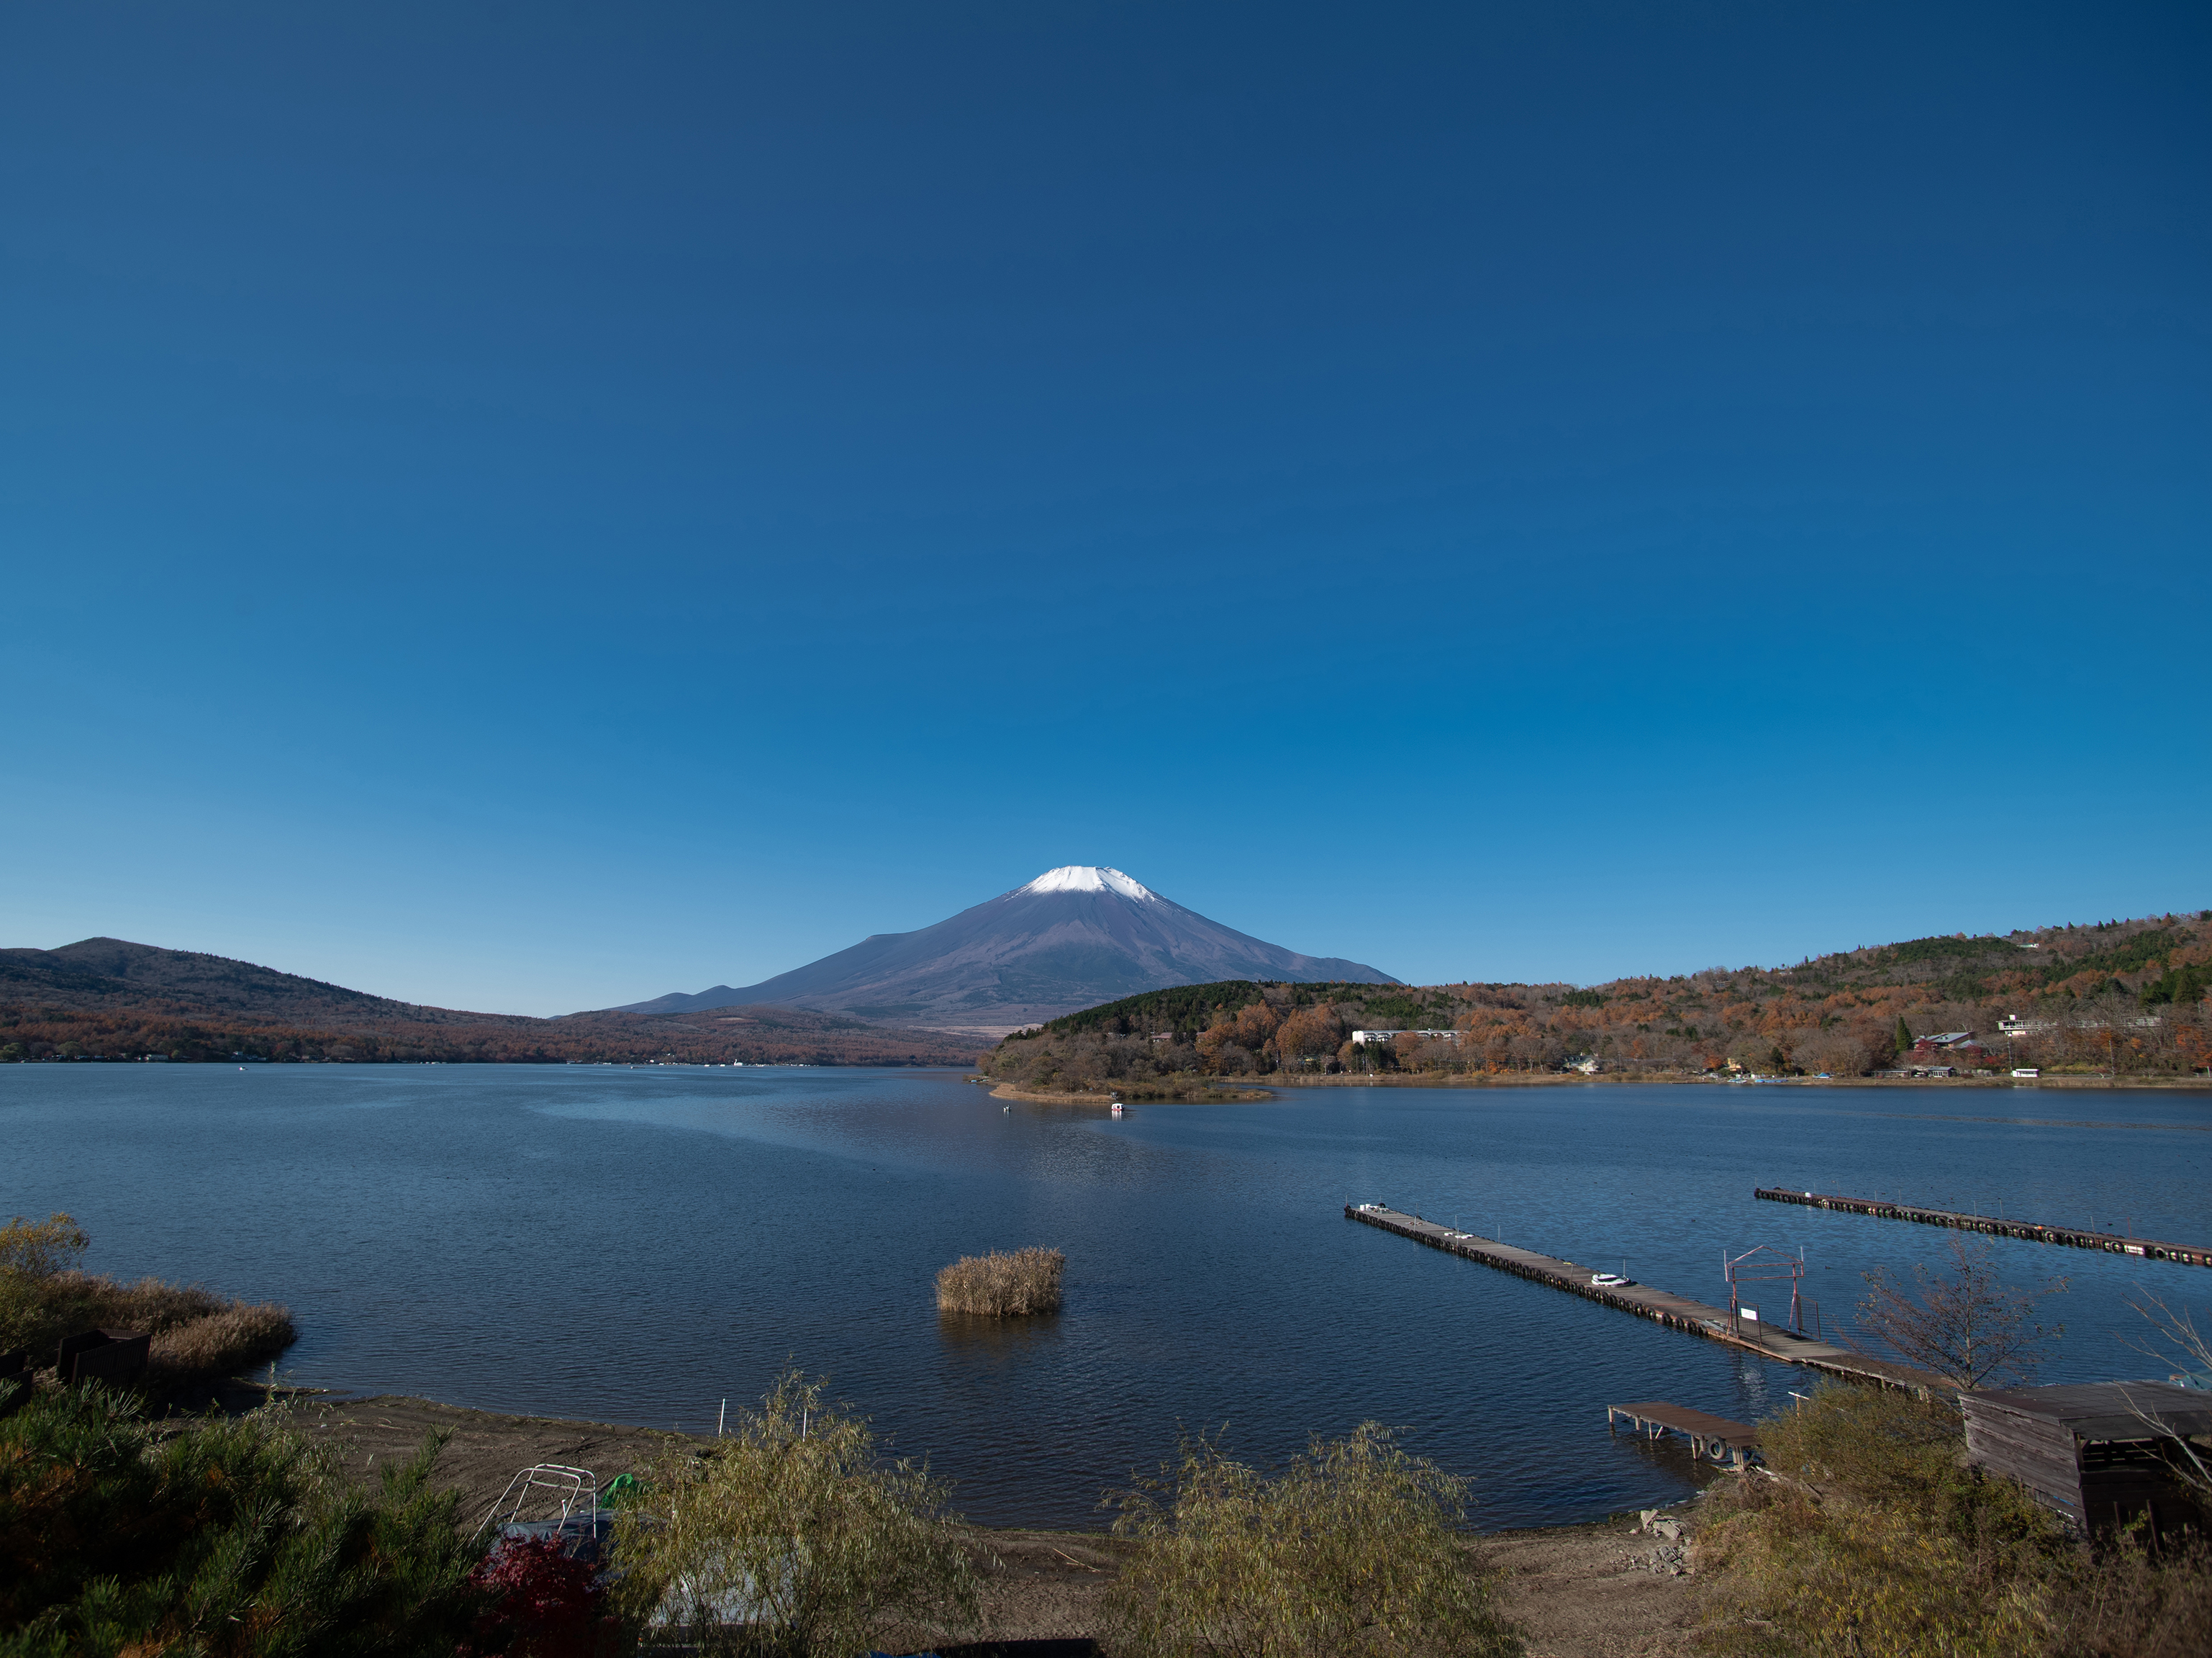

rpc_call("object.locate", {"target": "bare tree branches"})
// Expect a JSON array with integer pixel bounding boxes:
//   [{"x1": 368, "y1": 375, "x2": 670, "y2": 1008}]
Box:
[
  {"x1": 1854, "y1": 1236, "x2": 2067, "y2": 1390},
  {"x1": 2118, "y1": 1293, "x2": 2212, "y2": 1502}
]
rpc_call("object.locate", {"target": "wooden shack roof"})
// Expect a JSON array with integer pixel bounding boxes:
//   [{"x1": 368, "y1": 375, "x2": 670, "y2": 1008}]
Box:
[{"x1": 1963, "y1": 1381, "x2": 2212, "y2": 1443}]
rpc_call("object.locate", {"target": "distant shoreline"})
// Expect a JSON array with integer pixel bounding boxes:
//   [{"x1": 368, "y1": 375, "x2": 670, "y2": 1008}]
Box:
[
  {"x1": 1241, "y1": 1070, "x2": 2211, "y2": 1092},
  {"x1": 983, "y1": 1069, "x2": 2212, "y2": 1096},
  {"x1": 984, "y1": 1080, "x2": 1272, "y2": 1105}
]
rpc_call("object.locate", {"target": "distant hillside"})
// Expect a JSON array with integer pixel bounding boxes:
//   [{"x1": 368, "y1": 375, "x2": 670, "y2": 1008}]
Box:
[
  {"x1": 0, "y1": 939, "x2": 979, "y2": 1066},
  {"x1": 610, "y1": 865, "x2": 1395, "y2": 1030},
  {"x1": 980, "y1": 910, "x2": 2212, "y2": 1092}
]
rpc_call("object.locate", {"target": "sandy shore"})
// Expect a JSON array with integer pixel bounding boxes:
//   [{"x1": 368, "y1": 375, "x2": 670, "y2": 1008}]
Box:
[{"x1": 265, "y1": 1391, "x2": 1698, "y2": 1656}]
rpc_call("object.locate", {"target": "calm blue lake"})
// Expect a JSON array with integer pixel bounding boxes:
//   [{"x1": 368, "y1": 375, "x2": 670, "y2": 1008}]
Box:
[{"x1": 4, "y1": 1064, "x2": 2208, "y2": 1528}]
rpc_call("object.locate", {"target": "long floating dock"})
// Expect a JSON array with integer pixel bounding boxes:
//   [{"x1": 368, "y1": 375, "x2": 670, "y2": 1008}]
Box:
[
  {"x1": 1344, "y1": 1204, "x2": 1942, "y2": 1391},
  {"x1": 1754, "y1": 1189, "x2": 2211, "y2": 1267}
]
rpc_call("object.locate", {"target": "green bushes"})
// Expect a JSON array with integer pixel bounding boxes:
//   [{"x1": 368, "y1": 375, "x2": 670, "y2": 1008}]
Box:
[
  {"x1": 1107, "y1": 1423, "x2": 1523, "y2": 1658},
  {"x1": 609, "y1": 1368, "x2": 980, "y2": 1657},
  {"x1": 0, "y1": 1386, "x2": 485, "y2": 1655}
]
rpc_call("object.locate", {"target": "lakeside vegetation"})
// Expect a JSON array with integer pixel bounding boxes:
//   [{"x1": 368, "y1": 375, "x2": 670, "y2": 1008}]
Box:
[
  {"x1": 935, "y1": 1246, "x2": 1065, "y2": 1317},
  {"x1": 0, "y1": 1213, "x2": 295, "y2": 1395},
  {"x1": 1108, "y1": 1423, "x2": 1522, "y2": 1658},
  {"x1": 1694, "y1": 1385, "x2": 2209, "y2": 1657},
  {"x1": 0, "y1": 1389, "x2": 489, "y2": 1655},
  {"x1": 982, "y1": 910, "x2": 2212, "y2": 1090}
]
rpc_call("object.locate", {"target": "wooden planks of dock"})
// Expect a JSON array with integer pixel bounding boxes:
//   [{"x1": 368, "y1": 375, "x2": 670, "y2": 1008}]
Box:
[
  {"x1": 1754, "y1": 1188, "x2": 2211, "y2": 1267},
  {"x1": 1344, "y1": 1204, "x2": 1944, "y2": 1391},
  {"x1": 1608, "y1": 1401, "x2": 1759, "y2": 1467}
]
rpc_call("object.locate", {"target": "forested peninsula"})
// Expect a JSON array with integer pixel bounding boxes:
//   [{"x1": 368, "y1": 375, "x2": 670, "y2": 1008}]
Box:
[{"x1": 980, "y1": 910, "x2": 2212, "y2": 1094}]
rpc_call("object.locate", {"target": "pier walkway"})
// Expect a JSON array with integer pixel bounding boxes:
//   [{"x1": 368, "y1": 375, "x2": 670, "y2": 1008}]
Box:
[
  {"x1": 1345, "y1": 1204, "x2": 1941, "y2": 1391},
  {"x1": 1754, "y1": 1188, "x2": 2211, "y2": 1267}
]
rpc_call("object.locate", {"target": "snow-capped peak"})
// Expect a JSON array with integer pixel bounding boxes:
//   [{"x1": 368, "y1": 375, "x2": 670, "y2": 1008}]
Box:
[{"x1": 1019, "y1": 865, "x2": 1158, "y2": 902}]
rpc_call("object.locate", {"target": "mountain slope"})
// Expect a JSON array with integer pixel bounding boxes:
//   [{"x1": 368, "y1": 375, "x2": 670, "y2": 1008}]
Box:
[
  {"x1": 0, "y1": 938, "x2": 979, "y2": 1066},
  {"x1": 615, "y1": 866, "x2": 1396, "y2": 1029}
]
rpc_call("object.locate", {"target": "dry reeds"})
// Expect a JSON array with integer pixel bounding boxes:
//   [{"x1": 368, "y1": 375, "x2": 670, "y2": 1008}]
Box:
[
  {"x1": 147, "y1": 1303, "x2": 298, "y2": 1385},
  {"x1": 2, "y1": 1267, "x2": 295, "y2": 1388},
  {"x1": 934, "y1": 1247, "x2": 1064, "y2": 1317}
]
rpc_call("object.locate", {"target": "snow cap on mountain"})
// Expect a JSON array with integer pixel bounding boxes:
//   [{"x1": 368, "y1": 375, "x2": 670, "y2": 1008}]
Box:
[{"x1": 1017, "y1": 865, "x2": 1158, "y2": 902}]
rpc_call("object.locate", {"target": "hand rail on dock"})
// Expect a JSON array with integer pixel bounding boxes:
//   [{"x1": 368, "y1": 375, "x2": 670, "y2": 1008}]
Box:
[
  {"x1": 1753, "y1": 1189, "x2": 2210, "y2": 1267},
  {"x1": 1343, "y1": 1203, "x2": 1945, "y2": 1392}
]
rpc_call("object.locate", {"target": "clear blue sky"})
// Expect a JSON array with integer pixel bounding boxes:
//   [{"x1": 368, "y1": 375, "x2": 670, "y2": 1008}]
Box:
[{"x1": 4, "y1": 2, "x2": 2206, "y2": 1015}]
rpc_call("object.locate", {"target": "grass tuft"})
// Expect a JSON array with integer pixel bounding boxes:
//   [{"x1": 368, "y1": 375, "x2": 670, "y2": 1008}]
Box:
[{"x1": 934, "y1": 1247, "x2": 1064, "y2": 1316}]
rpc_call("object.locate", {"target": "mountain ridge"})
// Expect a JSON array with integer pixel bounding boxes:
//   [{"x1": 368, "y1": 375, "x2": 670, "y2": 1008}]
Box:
[{"x1": 0, "y1": 938, "x2": 979, "y2": 1066}]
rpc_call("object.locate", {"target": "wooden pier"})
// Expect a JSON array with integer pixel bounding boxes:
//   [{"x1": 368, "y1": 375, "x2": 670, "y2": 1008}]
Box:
[
  {"x1": 1608, "y1": 1401, "x2": 1759, "y2": 1468},
  {"x1": 1754, "y1": 1189, "x2": 2212, "y2": 1267},
  {"x1": 1344, "y1": 1204, "x2": 1942, "y2": 1391}
]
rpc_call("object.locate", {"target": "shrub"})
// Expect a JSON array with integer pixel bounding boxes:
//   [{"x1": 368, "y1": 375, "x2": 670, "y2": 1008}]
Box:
[
  {"x1": 935, "y1": 1246, "x2": 1064, "y2": 1316},
  {"x1": 1695, "y1": 1385, "x2": 2073, "y2": 1657},
  {"x1": 0, "y1": 1214, "x2": 89, "y2": 1279},
  {"x1": 0, "y1": 1385, "x2": 486, "y2": 1652},
  {"x1": 1107, "y1": 1423, "x2": 1523, "y2": 1658},
  {"x1": 466, "y1": 1535, "x2": 620, "y2": 1658},
  {"x1": 609, "y1": 1367, "x2": 980, "y2": 1657}
]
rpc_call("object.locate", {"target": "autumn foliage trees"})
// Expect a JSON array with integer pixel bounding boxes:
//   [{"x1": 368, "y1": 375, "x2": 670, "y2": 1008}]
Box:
[{"x1": 984, "y1": 910, "x2": 2212, "y2": 1089}]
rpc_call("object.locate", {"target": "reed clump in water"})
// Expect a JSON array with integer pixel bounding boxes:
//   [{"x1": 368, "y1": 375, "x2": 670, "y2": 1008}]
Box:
[{"x1": 934, "y1": 1247, "x2": 1064, "y2": 1316}]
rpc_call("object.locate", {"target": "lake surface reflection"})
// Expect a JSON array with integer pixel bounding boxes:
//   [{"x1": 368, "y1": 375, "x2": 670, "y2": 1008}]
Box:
[{"x1": 5, "y1": 1064, "x2": 2208, "y2": 1528}]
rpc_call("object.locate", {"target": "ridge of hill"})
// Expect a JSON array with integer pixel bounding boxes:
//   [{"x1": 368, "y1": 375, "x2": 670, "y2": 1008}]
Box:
[
  {"x1": 610, "y1": 864, "x2": 1395, "y2": 1031},
  {"x1": 980, "y1": 909, "x2": 2212, "y2": 1092},
  {"x1": 0, "y1": 938, "x2": 979, "y2": 1066}
]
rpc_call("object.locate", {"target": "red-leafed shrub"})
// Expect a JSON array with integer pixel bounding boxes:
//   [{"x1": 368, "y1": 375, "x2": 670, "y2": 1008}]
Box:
[{"x1": 466, "y1": 1536, "x2": 619, "y2": 1657}]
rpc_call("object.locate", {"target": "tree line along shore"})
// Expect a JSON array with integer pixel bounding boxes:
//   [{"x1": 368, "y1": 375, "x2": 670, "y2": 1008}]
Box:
[{"x1": 981, "y1": 911, "x2": 2212, "y2": 1098}]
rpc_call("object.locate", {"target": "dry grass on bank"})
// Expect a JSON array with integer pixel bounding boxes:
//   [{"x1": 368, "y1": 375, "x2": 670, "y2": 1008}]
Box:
[
  {"x1": 1, "y1": 1213, "x2": 296, "y2": 1389},
  {"x1": 935, "y1": 1247, "x2": 1064, "y2": 1316},
  {"x1": 8, "y1": 1271, "x2": 296, "y2": 1387},
  {"x1": 1694, "y1": 1384, "x2": 2212, "y2": 1658}
]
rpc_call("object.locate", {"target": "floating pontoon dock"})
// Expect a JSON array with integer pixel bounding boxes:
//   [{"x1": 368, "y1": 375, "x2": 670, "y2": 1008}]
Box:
[
  {"x1": 1754, "y1": 1188, "x2": 2211, "y2": 1267},
  {"x1": 1344, "y1": 1204, "x2": 1941, "y2": 1390}
]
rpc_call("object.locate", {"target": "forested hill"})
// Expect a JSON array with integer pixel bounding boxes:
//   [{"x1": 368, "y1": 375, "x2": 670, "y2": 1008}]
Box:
[
  {"x1": 4, "y1": 938, "x2": 469, "y2": 1024},
  {"x1": 982, "y1": 910, "x2": 2212, "y2": 1092},
  {"x1": 0, "y1": 938, "x2": 980, "y2": 1067}
]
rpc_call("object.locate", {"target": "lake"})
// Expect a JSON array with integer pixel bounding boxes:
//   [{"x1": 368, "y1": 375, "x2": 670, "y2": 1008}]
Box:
[{"x1": 4, "y1": 1064, "x2": 2208, "y2": 1529}]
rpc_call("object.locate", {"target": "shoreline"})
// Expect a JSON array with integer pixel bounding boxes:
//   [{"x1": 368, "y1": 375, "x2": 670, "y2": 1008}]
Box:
[
  {"x1": 982, "y1": 1080, "x2": 1274, "y2": 1104},
  {"x1": 274, "y1": 1390, "x2": 1703, "y2": 1652},
  {"x1": 1099, "y1": 1069, "x2": 2212, "y2": 1092},
  {"x1": 271, "y1": 1387, "x2": 1707, "y2": 1543},
  {"x1": 267, "y1": 1388, "x2": 1690, "y2": 1658}
]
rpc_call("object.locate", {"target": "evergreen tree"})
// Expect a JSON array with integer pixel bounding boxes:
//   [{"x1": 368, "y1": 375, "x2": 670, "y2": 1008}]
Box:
[{"x1": 1894, "y1": 1015, "x2": 1914, "y2": 1052}]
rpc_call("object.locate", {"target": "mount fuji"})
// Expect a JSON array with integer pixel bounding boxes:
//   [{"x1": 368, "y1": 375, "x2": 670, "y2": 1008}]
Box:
[{"x1": 610, "y1": 866, "x2": 1396, "y2": 1033}]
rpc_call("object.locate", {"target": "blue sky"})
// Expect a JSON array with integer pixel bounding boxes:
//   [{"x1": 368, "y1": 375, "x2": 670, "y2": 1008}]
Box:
[{"x1": 4, "y1": 1, "x2": 2207, "y2": 1014}]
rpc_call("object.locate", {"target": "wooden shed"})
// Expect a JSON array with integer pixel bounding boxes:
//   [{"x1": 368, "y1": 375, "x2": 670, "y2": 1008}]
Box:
[{"x1": 1961, "y1": 1380, "x2": 2212, "y2": 1535}]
